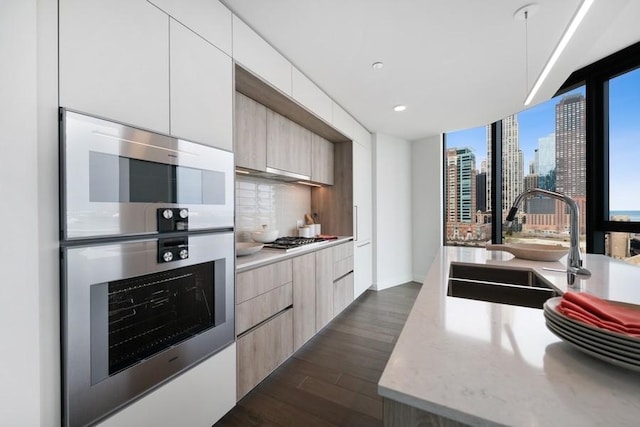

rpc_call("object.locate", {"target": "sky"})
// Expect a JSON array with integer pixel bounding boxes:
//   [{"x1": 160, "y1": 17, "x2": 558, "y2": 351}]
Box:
[{"x1": 445, "y1": 70, "x2": 639, "y2": 211}]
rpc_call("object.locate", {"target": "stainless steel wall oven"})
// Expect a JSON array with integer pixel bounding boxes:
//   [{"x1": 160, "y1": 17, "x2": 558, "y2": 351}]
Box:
[{"x1": 59, "y1": 109, "x2": 235, "y2": 427}]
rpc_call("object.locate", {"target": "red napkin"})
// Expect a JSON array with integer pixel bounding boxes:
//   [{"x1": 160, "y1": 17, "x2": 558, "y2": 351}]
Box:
[{"x1": 556, "y1": 292, "x2": 640, "y2": 337}]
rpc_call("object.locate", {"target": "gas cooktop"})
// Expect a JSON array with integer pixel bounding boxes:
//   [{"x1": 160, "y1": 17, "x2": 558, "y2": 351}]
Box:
[{"x1": 263, "y1": 236, "x2": 327, "y2": 252}]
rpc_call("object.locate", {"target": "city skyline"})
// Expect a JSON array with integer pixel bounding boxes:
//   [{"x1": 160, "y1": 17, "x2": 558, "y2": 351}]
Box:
[{"x1": 445, "y1": 69, "x2": 639, "y2": 211}]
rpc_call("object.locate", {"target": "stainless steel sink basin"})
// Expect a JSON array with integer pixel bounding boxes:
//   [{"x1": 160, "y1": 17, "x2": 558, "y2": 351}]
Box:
[{"x1": 447, "y1": 262, "x2": 560, "y2": 309}]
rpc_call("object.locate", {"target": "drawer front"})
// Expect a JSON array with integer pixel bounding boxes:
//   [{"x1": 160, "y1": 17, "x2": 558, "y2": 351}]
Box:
[
  {"x1": 236, "y1": 282, "x2": 293, "y2": 335},
  {"x1": 333, "y1": 272, "x2": 354, "y2": 316},
  {"x1": 333, "y1": 242, "x2": 354, "y2": 281},
  {"x1": 237, "y1": 308, "x2": 293, "y2": 399},
  {"x1": 236, "y1": 259, "x2": 292, "y2": 303}
]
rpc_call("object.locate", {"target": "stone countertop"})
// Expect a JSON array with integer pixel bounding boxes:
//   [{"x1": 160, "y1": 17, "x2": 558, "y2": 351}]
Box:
[
  {"x1": 235, "y1": 236, "x2": 353, "y2": 272},
  {"x1": 378, "y1": 246, "x2": 640, "y2": 426}
]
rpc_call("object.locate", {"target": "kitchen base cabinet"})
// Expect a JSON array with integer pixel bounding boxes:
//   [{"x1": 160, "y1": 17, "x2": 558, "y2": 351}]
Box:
[
  {"x1": 293, "y1": 253, "x2": 316, "y2": 351},
  {"x1": 236, "y1": 259, "x2": 292, "y2": 304},
  {"x1": 237, "y1": 308, "x2": 293, "y2": 399},
  {"x1": 333, "y1": 272, "x2": 354, "y2": 316},
  {"x1": 236, "y1": 283, "x2": 292, "y2": 335},
  {"x1": 315, "y1": 248, "x2": 334, "y2": 331}
]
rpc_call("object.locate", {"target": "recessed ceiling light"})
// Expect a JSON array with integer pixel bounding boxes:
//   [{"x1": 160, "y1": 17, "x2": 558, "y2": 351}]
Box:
[
  {"x1": 371, "y1": 61, "x2": 384, "y2": 70},
  {"x1": 393, "y1": 105, "x2": 406, "y2": 112}
]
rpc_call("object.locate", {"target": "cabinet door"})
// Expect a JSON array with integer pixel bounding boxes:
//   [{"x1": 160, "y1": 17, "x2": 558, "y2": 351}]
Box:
[
  {"x1": 311, "y1": 134, "x2": 334, "y2": 185},
  {"x1": 232, "y1": 15, "x2": 292, "y2": 96},
  {"x1": 332, "y1": 242, "x2": 354, "y2": 281},
  {"x1": 333, "y1": 272, "x2": 354, "y2": 316},
  {"x1": 354, "y1": 241, "x2": 372, "y2": 299},
  {"x1": 59, "y1": 0, "x2": 169, "y2": 133},
  {"x1": 235, "y1": 92, "x2": 267, "y2": 171},
  {"x1": 266, "y1": 110, "x2": 312, "y2": 177},
  {"x1": 315, "y1": 248, "x2": 333, "y2": 331},
  {"x1": 236, "y1": 259, "x2": 292, "y2": 304},
  {"x1": 353, "y1": 140, "x2": 372, "y2": 243},
  {"x1": 147, "y1": 0, "x2": 232, "y2": 55},
  {"x1": 292, "y1": 253, "x2": 316, "y2": 351},
  {"x1": 292, "y1": 67, "x2": 332, "y2": 124},
  {"x1": 170, "y1": 19, "x2": 232, "y2": 150},
  {"x1": 237, "y1": 308, "x2": 293, "y2": 399}
]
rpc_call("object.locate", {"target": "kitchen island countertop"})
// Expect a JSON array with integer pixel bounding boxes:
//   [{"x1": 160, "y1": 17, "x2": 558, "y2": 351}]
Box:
[{"x1": 378, "y1": 246, "x2": 640, "y2": 426}]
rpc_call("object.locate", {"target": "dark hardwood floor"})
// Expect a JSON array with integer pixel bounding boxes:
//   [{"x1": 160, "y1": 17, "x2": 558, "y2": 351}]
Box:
[{"x1": 215, "y1": 281, "x2": 422, "y2": 427}]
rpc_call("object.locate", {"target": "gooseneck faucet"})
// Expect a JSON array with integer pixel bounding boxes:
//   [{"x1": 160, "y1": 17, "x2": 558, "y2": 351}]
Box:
[{"x1": 505, "y1": 188, "x2": 591, "y2": 279}]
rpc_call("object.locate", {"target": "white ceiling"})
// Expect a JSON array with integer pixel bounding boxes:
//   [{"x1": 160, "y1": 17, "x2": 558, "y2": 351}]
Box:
[{"x1": 222, "y1": 0, "x2": 640, "y2": 141}]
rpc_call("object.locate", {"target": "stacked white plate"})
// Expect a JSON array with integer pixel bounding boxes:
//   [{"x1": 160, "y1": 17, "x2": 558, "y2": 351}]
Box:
[{"x1": 543, "y1": 297, "x2": 640, "y2": 372}]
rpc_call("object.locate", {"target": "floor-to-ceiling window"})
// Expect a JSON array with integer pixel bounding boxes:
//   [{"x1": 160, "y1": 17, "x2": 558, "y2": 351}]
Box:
[
  {"x1": 605, "y1": 66, "x2": 640, "y2": 262},
  {"x1": 443, "y1": 125, "x2": 492, "y2": 246},
  {"x1": 443, "y1": 41, "x2": 640, "y2": 266},
  {"x1": 501, "y1": 87, "x2": 586, "y2": 252}
]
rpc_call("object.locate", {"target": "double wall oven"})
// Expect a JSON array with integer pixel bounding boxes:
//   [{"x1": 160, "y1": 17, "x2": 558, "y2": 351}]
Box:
[{"x1": 59, "y1": 110, "x2": 235, "y2": 426}]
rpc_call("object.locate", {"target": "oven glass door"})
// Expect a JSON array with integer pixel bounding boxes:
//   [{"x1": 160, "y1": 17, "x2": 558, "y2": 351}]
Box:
[
  {"x1": 62, "y1": 232, "x2": 234, "y2": 427},
  {"x1": 61, "y1": 109, "x2": 234, "y2": 239}
]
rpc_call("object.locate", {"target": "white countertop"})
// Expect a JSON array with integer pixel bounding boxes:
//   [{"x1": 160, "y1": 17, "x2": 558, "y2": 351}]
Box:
[
  {"x1": 378, "y1": 246, "x2": 640, "y2": 426},
  {"x1": 235, "y1": 236, "x2": 353, "y2": 272}
]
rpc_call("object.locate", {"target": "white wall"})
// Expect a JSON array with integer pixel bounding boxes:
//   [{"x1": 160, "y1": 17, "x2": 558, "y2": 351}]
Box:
[
  {"x1": 372, "y1": 133, "x2": 413, "y2": 290},
  {"x1": 411, "y1": 135, "x2": 443, "y2": 283},
  {"x1": 0, "y1": 1, "x2": 42, "y2": 425}
]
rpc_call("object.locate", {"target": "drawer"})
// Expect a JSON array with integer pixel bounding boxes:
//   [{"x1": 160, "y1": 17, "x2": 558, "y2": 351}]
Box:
[
  {"x1": 333, "y1": 242, "x2": 354, "y2": 281},
  {"x1": 237, "y1": 308, "x2": 293, "y2": 399},
  {"x1": 236, "y1": 282, "x2": 292, "y2": 335},
  {"x1": 333, "y1": 272, "x2": 354, "y2": 316},
  {"x1": 236, "y1": 259, "x2": 292, "y2": 303}
]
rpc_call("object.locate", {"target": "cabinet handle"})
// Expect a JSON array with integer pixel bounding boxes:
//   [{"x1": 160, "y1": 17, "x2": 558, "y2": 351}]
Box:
[
  {"x1": 357, "y1": 241, "x2": 371, "y2": 248},
  {"x1": 354, "y1": 205, "x2": 358, "y2": 242}
]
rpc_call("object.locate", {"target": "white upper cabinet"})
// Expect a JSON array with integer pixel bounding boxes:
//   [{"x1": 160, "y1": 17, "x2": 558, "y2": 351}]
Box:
[
  {"x1": 331, "y1": 102, "x2": 355, "y2": 140},
  {"x1": 353, "y1": 124, "x2": 372, "y2": 150},
  {"x1": 147, "y1": 0, "x2": 232, "y2": 55},
  {"x1": 232, "y1": 15, "x2": 292, "y2": 96},
  {"x1": 59, "y1": 0, "x2": 169, "y2": 133},
  {"x1": 292, "y1": 68, "x2": 333, "y2": 124},
  {"x1": 170, "y1": 19, "x2": 233, "y2": 150}
]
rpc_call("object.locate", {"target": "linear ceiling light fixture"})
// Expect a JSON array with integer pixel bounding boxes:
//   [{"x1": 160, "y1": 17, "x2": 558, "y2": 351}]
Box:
[{"x1": 523, "y1": 0, "x2": 595, "y2": 106}]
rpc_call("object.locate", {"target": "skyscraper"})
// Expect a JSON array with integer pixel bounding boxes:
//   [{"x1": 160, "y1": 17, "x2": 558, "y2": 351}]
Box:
[
  {"x1": 501, "y1": 114, "x2": 524, "y2": 220},
  {"x1": 556, "y1": 95, "x2": 586, "y2": 198},
  {"x1": 537, "y1": 133, "x2": 555, "y2": 176},
  {"x1": 446, "y1": 148, "x2": 476, "y2": 224}
]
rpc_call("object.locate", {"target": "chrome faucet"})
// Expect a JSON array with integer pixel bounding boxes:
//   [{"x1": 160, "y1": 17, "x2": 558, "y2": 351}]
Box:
[{"x1": 505, "y1": 188, "x2": 591, "y2": 280}]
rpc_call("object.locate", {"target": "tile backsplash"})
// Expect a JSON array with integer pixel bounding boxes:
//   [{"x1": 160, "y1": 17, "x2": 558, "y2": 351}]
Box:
[{"x1": 236, "y1": 175, "x2": 311, "y2": 242}]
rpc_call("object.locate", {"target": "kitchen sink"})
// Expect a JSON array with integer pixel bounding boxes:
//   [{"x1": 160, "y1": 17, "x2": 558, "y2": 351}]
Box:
[{"x1": 447, "y1": 263, "x2": 560, "y2": 309}]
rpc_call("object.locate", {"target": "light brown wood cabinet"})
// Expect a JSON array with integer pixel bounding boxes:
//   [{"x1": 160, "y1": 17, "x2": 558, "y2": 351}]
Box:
[
  {"x1": 236, "y1": 259, "x2": 294, "y2": 399},
  {"x1": 235, "y1": 92, "x2": 267, "y2": 171},
  {"x1": 236, "y1": 259, "x2": 292, "y2": 304},
  {"x1": 333, "y1": 272, "x2": 354, "y2": 316},
  {"x1": 315, "y1": 247, "x2": 334, "y2": 331},
  {"x1": 236, "y1": 308, "x2": 293, "y2": 399},
  {"x1": 332, "y1": 241, "x2": 354, "y2": 281},
  {"x1": 332, "y1": 242, "x2": 354, "y2": 316},
  {"x1": 292, "y1": 252, "x2": 316, "y2": 351},
  {"x1": 236, "y1": 283, "x2": 292, "y2": 335},
  {"x1": 236, "y1": 242, "x2": 356, "y2": 400},
  {"x1": 311, "y1": 134, "x2": 334, "y2": 185},
  {"x1": 266, "y1": 109, "x2": 312, "y2": 177}
]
